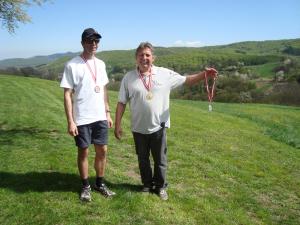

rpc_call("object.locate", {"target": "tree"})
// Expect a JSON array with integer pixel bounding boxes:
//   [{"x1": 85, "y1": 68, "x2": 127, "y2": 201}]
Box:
[{"x1": 0, "y1": 0, "x2": 49, "y2": 33}]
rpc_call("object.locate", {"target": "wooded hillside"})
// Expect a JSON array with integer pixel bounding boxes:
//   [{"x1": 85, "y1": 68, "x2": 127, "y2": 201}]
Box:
[{"x1": 1, "y1": 38, "x2": 300, "y2": 105}]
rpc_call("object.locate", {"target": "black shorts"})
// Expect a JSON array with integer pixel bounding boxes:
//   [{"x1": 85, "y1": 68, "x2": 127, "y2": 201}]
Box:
[{"x1": 74, "y1": 120, "x2": 108, "y2": 149}]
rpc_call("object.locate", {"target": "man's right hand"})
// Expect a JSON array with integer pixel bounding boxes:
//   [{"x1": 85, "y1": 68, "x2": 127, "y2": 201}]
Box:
[
  {"x1": 68, "y1": 121, "x2": 78, "y2": 136},
  {"x1": 114, "y1": 127, "x2": 122, "y2": 140}
]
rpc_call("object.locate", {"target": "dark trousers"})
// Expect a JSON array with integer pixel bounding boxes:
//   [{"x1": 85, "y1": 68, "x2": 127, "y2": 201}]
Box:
[{"x1": 132, "y1": 128, "x2": 168, "y2": 189}]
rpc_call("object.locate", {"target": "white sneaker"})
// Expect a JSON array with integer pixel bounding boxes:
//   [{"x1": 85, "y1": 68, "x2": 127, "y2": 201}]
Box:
[
  {"x1": 80, "y1": 185, "x2": 91, "y2": 202},
  {"x1": 94, "y1": 183, "x2": 116, "y2": 197},
  {"x1": 158, "y1": 189, "x2": 168, "y2": 201}
]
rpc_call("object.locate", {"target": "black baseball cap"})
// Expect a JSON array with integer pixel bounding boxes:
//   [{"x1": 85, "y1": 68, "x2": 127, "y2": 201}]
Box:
[{"x1": 81, "y1": 28, "x2": 102, "y2": 41}]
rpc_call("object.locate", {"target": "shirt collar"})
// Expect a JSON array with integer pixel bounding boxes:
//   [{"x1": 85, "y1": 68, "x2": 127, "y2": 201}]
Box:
[{"x1": 136, "y1": 65, "x2": 157, "y2": 75}]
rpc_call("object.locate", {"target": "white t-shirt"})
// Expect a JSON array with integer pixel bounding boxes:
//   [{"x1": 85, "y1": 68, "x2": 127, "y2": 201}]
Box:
[
  {"x1": 60, "y1": 55, "x2": 109, "y2": 126},
  {"x1": 118, "y1": 66, "x2": 186, "y2": 134}
]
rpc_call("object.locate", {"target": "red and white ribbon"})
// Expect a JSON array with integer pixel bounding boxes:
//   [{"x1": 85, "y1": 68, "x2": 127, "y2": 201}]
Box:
[
  {"x1": 204, "y1": 71, "x2": 216, "y2": 104},
  {"x1": 81, "y1": 55, "x2": 97, "y2": 84},
  {"x1": 138, "y1": 68, "x2": 152, "y2": 92}
]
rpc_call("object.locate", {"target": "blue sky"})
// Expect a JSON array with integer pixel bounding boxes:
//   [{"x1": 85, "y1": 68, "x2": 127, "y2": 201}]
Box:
[{"x1": 0, "y1": 0, "x2": 299, "y2": 60}]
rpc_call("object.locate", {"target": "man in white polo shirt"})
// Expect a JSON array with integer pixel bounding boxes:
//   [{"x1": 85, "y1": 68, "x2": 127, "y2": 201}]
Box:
[
  {"x1": 60, "y1": 28, "x2": 115, "y2": 202},
  {"x1": 114, "y1": 42, "x2": 218, "y2": 200}
]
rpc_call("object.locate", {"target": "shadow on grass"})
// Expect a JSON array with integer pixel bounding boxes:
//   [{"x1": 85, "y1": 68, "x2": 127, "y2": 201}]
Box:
[
  {"x1": 0, "y1": 126, "x2": 61, "y2": 146},
  {"x1": 0, "y1": 171, "x2": 79, "y2": 193},
  {"x1": 105, "y1": 181, "x2": 141, "y2": 193},
  {"x1": 0, "y1": 171, "x2": 141, "y2": 194}
]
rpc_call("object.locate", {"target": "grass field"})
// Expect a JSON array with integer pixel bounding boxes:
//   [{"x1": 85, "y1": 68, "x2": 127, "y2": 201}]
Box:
[
  {"x1": 246, "y1": 62, "x2": 280, "y2": 78},
  {"x1": 0, "y1": 75, "x2": 299, "y2": 225}
]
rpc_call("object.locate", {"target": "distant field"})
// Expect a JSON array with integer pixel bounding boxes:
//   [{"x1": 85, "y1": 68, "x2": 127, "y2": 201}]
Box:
[
  {"x1": 0, "y1": 75, "x2": 299, "y2": 225},
  {"x1": 246, "y1": 62, "x2": 280, "y2": 78}
]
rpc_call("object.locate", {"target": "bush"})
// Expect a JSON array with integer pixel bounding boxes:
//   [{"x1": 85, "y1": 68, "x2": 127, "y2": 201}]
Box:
[
  {"x1": 215, "y1": 90, "x2": 240, "y2": 103},
  {"x1": 107, "y1": 80, "x2": 121, "y2": 91},
  {"x1": 262, "y1": 82, "x2": 300, "y2": 106}
]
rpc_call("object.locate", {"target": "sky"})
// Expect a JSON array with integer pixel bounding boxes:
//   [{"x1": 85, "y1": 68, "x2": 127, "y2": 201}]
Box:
[{"x1": 0, "y1": 0, "x2": 299, "y2": 60}]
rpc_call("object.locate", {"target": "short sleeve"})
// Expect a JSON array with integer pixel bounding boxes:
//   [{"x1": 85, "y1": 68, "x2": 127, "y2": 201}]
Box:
[
  {"x1": 101, "y1": 62, "x2": 109, "y2": 86},
  {"x1": 168, "y1": 70, "x2": 186, "y2": 89},
  {"x1": 60, "y1": 63, "x2": 74, "y2": 89},
  {"x1": 118, "y1": 74, "x2": 129, "y2": 104}
]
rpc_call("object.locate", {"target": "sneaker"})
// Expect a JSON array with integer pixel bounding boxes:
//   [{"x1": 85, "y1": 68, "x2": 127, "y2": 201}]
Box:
[
  {"x1": 80, "y1": 185, "x2": 91, "y2": 202},
  {"x1": 158, "y1": 189, "x2": 168, "y2": 201},
  {"x1": 94, "y1": 183, "x2": 116, "y2": 197}
]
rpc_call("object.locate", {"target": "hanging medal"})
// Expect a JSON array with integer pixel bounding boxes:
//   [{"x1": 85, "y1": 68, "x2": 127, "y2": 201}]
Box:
[
  {"x1": 81, "y1": 55, "x2": 100, "y2": 93},
  {"x1": 204, "y1": 70, "x2": 217, "y2": 111},
  {"x1": 138, "y1": 68, "x2": 153, "y2": 100},
  {"x1": 146, "y1": 91, "x2": 153, "y2": 100}
]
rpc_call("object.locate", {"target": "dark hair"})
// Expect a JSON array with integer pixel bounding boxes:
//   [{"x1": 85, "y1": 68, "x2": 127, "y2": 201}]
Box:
[{"x1": 135, "y1": 42, "x2": 154, "y2": 57}]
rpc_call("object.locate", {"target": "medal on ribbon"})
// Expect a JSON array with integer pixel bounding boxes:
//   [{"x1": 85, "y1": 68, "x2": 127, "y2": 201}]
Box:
[
  {"x1": 204, "y1": 70, "x2": 217, "y2": 112},
  {"x1": 138, "y1": 68, "x2": 153, "y2": 100},
  {"x1": 81, "y1": 55, "x2": 100, "y2": 93},
  {"x1": 146, "y1": 91, "x2": 153, "y2": 100}
]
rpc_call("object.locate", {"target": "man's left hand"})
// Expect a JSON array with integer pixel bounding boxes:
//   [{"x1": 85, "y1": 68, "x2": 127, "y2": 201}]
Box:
[{"x1": 205, "y1": 67, "x2": 218, "y2": 78}]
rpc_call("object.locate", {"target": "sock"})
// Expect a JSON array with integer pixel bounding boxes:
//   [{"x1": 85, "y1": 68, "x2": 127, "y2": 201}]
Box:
[
  {"x1": 82, "y1": 178, "x2": 89, "y2": 188},
  {"x1": 96, "y1": 177, "x2": 104, "y2": 187}
]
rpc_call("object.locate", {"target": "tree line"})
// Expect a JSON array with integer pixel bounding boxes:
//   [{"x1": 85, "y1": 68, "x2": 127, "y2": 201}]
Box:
[{"x1": 1, "y1": 48, "x2": 299, "y2": 106}]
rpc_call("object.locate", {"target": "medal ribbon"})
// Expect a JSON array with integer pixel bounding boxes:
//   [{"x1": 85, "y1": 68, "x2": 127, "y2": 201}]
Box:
[
  {"x1": 81, "y1": 55, "x2": 97, "y2": 84},
  {"x1": 138, "y1": 68, "x2": 152, "y2": 92},
  {"x1": 204, "y1": 71, "x2": 216, "y2": 103}
]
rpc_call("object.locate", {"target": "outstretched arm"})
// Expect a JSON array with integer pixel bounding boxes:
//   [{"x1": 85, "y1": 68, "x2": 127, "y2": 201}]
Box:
[{"x1": 185, "y1": 67, "x2": 218, "y2": 86}]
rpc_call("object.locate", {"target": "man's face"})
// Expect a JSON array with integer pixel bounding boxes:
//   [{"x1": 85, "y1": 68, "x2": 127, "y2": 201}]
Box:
[
  {"x1": 82, "y1": 38, "x2": 99, "y2": 55},
  {"x1": 136, "y1": 47, "x2": 154, "y2": 72}
]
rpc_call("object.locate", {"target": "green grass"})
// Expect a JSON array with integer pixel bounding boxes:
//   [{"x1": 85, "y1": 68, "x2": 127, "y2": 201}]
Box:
[
  {"x1": 0, "y1": 74, "x2": 299, "y2": 225},
  {"x1": 246, "y1": 62, "x2": 279, "y2": 78}
]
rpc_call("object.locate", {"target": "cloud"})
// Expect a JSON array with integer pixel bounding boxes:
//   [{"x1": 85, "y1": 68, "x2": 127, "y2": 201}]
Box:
[{"x1": 172, "y1": 40, "x2": 204, "y2": 47}]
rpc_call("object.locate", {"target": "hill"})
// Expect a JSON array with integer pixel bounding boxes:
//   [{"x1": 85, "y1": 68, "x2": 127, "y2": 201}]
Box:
[
  {"x1": 0, "y1": 52, "x2": 78, "y2": 69},
  {"x1": 0, "y1": 75, "x2": 299, "y2": 225},
  {"x1": 1, "y1": 38, "x2": 299, "y2": 73},
  {"x1": 207, "y1": 38, "x2": 300, "y2": 55},
  {"x1": 1, "y1": 39, "x2": 300, "y2": 106},
  {"x1": 43, "y1": 38, "x2": 300, "y2": 77}
]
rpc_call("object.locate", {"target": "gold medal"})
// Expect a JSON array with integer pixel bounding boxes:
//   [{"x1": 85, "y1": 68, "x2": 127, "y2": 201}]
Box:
[
  {"x1": 94, "y1": 85, "x2": 101, "y2": 93},
  {"x1": 138, "y1": 67, "x2": 154, "y2": 101},
  {"x1": 146, "y1": 91, "x2": 153, "y2": 100}
]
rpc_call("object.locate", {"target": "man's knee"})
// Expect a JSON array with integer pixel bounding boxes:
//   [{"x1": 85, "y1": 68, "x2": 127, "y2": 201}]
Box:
[
  {"x1": 95, "y1": 145, "x2": 107, "y2": 160},
  {"x1": 78, "y1": 148, "x2": 89, "y2": 160}
]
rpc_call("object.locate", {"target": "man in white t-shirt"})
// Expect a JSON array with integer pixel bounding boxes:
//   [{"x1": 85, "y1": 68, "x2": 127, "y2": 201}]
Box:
[
  {"x1": 114, "y1": 42, "x2": 218, "y2": 200},
  {"x1": 60, "y1": 28, "x2": 115, "y2": 202}
]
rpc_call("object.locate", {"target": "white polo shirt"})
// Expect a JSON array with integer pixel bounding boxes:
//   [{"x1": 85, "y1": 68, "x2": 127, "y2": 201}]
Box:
[
  {"x1": 118, "y1": 65, "x2": 186, "y2": 134},
  {"x1": 60, "y1": 56, "x2": 109, "y2": 126}
]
